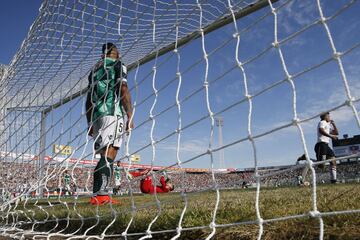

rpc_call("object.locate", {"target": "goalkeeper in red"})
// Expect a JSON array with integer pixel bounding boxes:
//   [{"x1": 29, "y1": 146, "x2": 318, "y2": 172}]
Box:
[
  {"x1": 129, "y1": 169, "x2": 174, "y2": 194},
  {"x1": 86, "y1": 43, "x2": 133, "y2": 205}
]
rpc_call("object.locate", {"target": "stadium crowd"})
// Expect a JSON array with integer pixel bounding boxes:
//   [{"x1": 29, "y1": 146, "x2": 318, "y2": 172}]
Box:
[{"x1": 1, "y1": 160, "x2": 360, "y2": 199}]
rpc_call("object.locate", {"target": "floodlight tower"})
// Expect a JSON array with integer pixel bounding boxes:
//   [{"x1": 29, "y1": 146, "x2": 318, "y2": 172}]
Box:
[
  {"x1": 0, "y1": 64, "x2": 8, "y2": 152},
  {"x1": 215, "y1": 117, "x2": 224, "y2": 169}
]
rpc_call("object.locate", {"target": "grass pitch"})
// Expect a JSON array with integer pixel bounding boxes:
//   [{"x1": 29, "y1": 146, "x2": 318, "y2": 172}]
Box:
[{"x1": 5, "y1": 183, "x2": 360, "y2": 239}]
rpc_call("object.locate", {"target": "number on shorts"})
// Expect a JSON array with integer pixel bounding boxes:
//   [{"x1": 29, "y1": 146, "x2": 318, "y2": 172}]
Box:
[{"x1": 118, "y1": 122, "x2": 123, "y2": 133}]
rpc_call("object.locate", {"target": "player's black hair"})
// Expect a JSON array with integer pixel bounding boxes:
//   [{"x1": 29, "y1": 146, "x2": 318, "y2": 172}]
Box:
[
  {"x1": 320, "y1": 112, "x2": 329, "y2": 120},
  {"x1": 102, "y1": 42, "x2": 117, "y2": 55}
]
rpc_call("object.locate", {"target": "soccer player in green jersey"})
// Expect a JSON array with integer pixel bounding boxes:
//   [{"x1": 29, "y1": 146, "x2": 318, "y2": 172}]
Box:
[
  {"x1": 86, "y1": 43, "x2": 133, "y2": 205},
  {"x1": 113, "y1": 161, "x2": 122, "y2": 195},
  {"x1": 64, "y1": 170, "x2": 71, "y2": 196}
]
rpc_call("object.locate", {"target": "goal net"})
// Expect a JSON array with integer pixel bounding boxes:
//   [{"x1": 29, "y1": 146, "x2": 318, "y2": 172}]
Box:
[{"x1": 1, "y1": 0, "x2": 360, "y2": 239}]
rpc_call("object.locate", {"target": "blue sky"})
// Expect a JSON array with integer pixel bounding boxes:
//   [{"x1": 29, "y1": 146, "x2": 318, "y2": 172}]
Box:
[
  {"x1": 0, "y1": 0, "x2": 42, "y2": 64},
  {"x1": 2, "y1": 0, "x2": 360, "y2": 170}
]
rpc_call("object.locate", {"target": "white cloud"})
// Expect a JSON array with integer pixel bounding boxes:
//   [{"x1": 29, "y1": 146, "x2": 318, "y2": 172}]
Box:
[
  {"x1": 215, "y1": 95, "x2": 222, "y2": 104},
  {"x1": 301, "y1": 78, "x2": 360, "y2": 125},
  {"x1": 280, "y1": 0, "x2": 318, "y2": 34},
  {"x1": 157, "y1": 138, "x2": 208, "y2": 155},
  {"x1": 252, "y1": 72, "x2": 360, "y2": 139}
]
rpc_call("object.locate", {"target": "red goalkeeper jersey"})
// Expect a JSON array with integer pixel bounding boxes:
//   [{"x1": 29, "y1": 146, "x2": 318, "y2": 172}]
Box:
[
  {"x1": 129, "y1": 170, "x2": 169, "y2": 194},
  {"x1": 140, "y1": 176, "x2": 169, "y2": 194}
]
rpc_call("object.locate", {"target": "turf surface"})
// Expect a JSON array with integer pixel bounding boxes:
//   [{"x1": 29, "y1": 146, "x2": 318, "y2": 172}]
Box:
[{"x1": 2, "y1": 183, "x2": 360, "y2": 239}]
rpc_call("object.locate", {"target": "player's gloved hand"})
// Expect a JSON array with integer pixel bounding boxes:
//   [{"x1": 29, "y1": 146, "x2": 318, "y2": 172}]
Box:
[{"x1": 163, "y1": 171, "x2": 170, "y2": 182}]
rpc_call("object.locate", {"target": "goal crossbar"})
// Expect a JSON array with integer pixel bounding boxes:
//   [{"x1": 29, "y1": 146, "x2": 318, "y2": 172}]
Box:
[{"x1": 42, "y1": 0, "x2": 277, "y2": 115}]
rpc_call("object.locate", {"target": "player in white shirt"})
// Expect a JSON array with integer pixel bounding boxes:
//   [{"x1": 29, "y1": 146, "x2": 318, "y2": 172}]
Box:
[
  {"x1": 314, "y1": 112, "x2": 339, "y2": 183},
  {"x1": 297, "y1": 175, "x2": 304, "y2": 186}
]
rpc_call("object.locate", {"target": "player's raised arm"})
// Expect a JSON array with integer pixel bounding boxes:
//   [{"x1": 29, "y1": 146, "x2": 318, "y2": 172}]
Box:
[
  {"x1": 160, "y1": 176, "x2": 167, "y2": 189},
  {"x1": 330, "y1": 120, "x2": 339, "y2": 136},
  {"x1": 128, "y1": 168, "x2": 150, "y2": 178},
  {"x1": 315, "y1": 112, "x2": 338, "y2": 184},
  {"x1": 319, "y1": 116, "x2": 337, "y2": 140},
  {"x1": 319, "y1": 128, "x2": 337, "y2": 140}
]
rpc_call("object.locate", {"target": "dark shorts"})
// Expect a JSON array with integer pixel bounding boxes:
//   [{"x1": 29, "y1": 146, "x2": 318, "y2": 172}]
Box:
[{"x1": 314, "y1": 142, "x2": 335, "y2": 161}]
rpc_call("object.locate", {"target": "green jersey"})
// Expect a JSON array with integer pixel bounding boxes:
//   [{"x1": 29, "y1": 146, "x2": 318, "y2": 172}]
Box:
[
  {"x1": 114, "y1": 166, "x2": 121, "y2": 181},
  {"x1": 64, "y1": 174, "x2": 71, "y2": 185},
  {"x1": 88, "y1": 58, "x2": 128, "y2": 121},
  {"x1": 3, "y1": 191, "x2": 10, "y2": 201}
]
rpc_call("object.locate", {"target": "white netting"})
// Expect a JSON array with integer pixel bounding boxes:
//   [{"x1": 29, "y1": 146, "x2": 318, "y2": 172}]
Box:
[
  {"x1": 2, "y1": 0, "x2": 253, "y2": 109},
  {"x1": 1, "y1": 0, "x2": 360, "y2": 239}
]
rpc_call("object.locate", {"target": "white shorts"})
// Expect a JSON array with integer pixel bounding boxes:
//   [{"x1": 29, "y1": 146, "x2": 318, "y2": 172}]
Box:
[
  {"x1": 93, "y1": 116, "x2": 124, "y2": 152},
  {"x1": 115, "y1": 179, "x2": 121, "y2": 187}
]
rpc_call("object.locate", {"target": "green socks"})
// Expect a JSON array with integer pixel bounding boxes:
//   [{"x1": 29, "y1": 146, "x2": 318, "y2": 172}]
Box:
[{"x1": 93, "y1": 155, "x2": 114, "y2": 195}]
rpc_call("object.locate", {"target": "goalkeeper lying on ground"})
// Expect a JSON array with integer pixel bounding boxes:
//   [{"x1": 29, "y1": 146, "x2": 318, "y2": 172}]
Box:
[{"x1": 128, "y1": 169, "x2": 174, "y2": 194}]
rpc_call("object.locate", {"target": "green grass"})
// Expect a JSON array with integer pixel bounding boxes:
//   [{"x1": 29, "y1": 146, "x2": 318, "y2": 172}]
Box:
[{"x1": 4, "y1": 183, "x2": 360, "y2": 239}]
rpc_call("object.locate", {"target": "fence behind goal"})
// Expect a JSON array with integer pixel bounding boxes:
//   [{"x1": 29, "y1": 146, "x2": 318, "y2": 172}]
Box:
[{"x1": 0, "y1": 0, "x2": 360, "y2": 239}]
